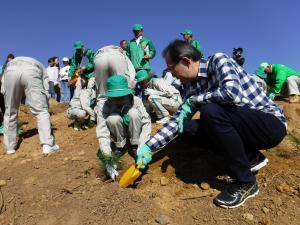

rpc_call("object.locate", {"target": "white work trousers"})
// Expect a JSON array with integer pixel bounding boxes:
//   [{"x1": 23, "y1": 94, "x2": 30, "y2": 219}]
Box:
[
  {"x1": 3, "y1": 60, "x2": 54, "y2": 150},
  {"x1": 106, "y1": 108, "x2": 142, "y2": 148},
  {"x1": 287, "y1": 76, "x2": 300, "y2": 95},
  {"x1": 94, "y1": 46, "x2": 136, "y2": 98},
  {"x1": 148, "y1": 95, "x2": 182, "y2": 119}
]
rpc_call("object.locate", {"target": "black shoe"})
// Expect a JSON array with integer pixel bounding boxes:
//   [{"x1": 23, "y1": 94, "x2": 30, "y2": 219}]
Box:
[
  {"x1": 128, "y1": 145, "x2": 138, "y2": 159},
  {"x1": 115, "y1": 148, "x2": 126, "y2": 157},
  {"x1": 250, "y1": 152, "x2": 268, "y2": 172},
  {"x1": 213, "y1": 181, "x2": 259, "y2": 208}
]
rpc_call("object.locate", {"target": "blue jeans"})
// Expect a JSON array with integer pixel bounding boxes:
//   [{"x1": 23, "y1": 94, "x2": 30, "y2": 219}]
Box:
[{"x1": 60, "y1": 80, "x2": 71, "y2": 103}]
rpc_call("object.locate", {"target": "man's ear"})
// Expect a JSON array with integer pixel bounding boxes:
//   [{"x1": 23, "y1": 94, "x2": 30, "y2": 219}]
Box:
[{"x1": 181, "y1": 57, "x2": 191, "y2": 67}]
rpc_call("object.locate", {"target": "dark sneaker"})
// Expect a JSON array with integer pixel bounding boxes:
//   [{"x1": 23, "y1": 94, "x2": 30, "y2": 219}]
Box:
[
  {"x1": 250, "y1": 152, "x2": 269, "y2": 172},
  {"x1": 115, "y1": 148, "x2": 126, "y2": 157},
  {"x1": 128, "y1": 145, "x2": 138, "y2": 159},
  {"x1": 213, "y1": 181, "x2": 259, "y2": 208}
]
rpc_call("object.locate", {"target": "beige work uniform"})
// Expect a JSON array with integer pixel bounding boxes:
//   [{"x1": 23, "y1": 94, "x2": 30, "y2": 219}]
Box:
[
  {"x1": 96, "y1": 96, "x2": 151, "y2": 155},
  {"x1": 2, "y1": 57, "x2": 54, "y2": 150}
]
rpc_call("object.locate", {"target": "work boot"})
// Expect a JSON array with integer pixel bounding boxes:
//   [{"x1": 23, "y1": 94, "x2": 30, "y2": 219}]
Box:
[
  {"x1": 43, "y1": 144, "x2": 60, "y2": 154},
  {"x1": 73, "y1": 121, "x2": 81, "y2": 131},
  {"x1": 289, "y1": 95, "x2": 299, "y2": 103},
  {"x1": 213, "y1": 181, "x2": 259, "y2": 208},
  {"x1": 128, "y1": 145, "x2": 138, "y2": 159},
  {"x1": 115, "y1": 148, "x2": 126, "y2": 157},
  {"x1": 86, "y1": 119, "x2": 96, "y2": 128}
]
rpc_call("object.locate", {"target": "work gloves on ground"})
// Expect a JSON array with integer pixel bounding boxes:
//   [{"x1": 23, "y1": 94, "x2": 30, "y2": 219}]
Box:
[
  {"x1": 178, "y1": 98, "x2": 195, "y2": 133},
  {"x1": 97, "y1": 150, "x2": 121, "y2": 181},
  {"x1": 136, "y1": 144, "x2": 152, "y2": 169},
  {"x1": 269, "y1": 93, "x2": 276, "y2": 101},
  {"x1": 105, "y1": 164, "x2": 119, "y2": 181}
]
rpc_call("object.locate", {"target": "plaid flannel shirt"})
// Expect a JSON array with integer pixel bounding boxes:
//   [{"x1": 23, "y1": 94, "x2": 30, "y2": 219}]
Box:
[{"x1": 146, "y1": 53, "x2": 287, "y2": 151}]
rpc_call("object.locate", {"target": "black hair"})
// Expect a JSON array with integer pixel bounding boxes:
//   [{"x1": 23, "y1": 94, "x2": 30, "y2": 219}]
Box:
[
  {"x1": 48, "y1": 58, "x2": 53, "y2": 63},
  {"x1": 120, "y1": 40, "x2": 127, "y2": 45},
  {"x1": 7, "y1": 53, "x2": 15, "y2": 60},
  {"x1": 162, "y1": 39, "x2": 201, "y2": 64}
]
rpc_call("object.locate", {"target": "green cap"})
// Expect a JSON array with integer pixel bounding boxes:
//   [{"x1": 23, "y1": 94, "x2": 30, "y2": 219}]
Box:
[
  {"x1": 74, "y1": 40, "x2": 84, "y2": 49},
  {"x1": 136, "y1": 70, "x2": 149, "y2": 83},
  {"x1": 180, "y1": 29, "x2": 193, "y2": 35},
  {"x1": 132, "y1": 23, "x2": 143, "y2": 31},
  {"x1": 255, "y1": 62, "x2": 269, "y2": 79},
  {"x1": 105, "y1": 75, "x2": 133, "y2": 98}
]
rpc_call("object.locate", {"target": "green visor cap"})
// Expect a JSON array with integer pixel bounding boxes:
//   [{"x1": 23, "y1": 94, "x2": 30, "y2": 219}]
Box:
[
  {"x1": 255, "y1": 62, "x2": 269, "y2": 79},
  {"x1": 136, "y1": 70, "x2": 149, "y2": 82},
  {"x1": 74, "y1": 40, "x2": 84, "y2": 49},
  {"x1": 132, "y1": 23, "x2": 143, "y2": 31},
  {"x1": 105, "y1": 75, "x2": 133, "y2": 98},
  {"x1": 180, "y1": 29, "x2": 193, "y2": 35},
  {"x1": 255, "y1": 69, "x2": 267, "y2": 79}
]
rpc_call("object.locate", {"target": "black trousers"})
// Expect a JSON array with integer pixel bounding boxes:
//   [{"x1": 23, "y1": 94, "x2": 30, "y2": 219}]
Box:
[
  {"x1": 0, "y1": 81, "x2": 5, "y2": 125},
  {"x1": 181, "y1": 103, "x2": 286, "y2": 183}
]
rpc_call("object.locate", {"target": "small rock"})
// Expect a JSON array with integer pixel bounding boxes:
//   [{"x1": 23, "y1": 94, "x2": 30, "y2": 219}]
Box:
[
  {"x1": 262, "y1": 207, "x2": 269, "y2": 214},
  {"x1": 155, "y1": 214, "x2": 171, "y2": 225},
  {"x1": 149, "y1": 192, "x2": 157, "y2": 199},
  {"x1": 20, "y1": 159, "x2": 32, "y2": 165},
  {"x1": 271, "y1": 197, "x2": 282, "y2": 206},
  {"x1": 71, "y1": 156, "x2": 82, "y2": 161},
  {"x1": 160, "y1": 177, "x2": 169, "y2": 186},
  {"x1": 63, "y1": 157, "x2": 69, "y2": 161},
  {"x1": 0, "y1": 180, "x2": 7, "y2": 187},
  {"x1": 276, "y1": 182, "x2": 293, "y2": 193},
  {"x1": 200, "y1": 182, "x2": 210, "y2": 190},
  {"x1": 78, "y1": 150, "x2": 85, "y2": 156},
  {"x1": 243, "y1": 213, "x2": 254, "y2": 221},
  {"x1": 259, "y1": 217, "x2": 271, "y2": 225}
]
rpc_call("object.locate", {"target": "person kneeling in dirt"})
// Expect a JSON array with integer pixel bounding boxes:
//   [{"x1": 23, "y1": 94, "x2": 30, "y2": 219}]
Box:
[
  {"x1": 96, "y1": 75, "x2": 151, "y2": 180},
  {"x1": 256, "y1": 62, "x2": 300, "y2": 103},
  {"x1": 1, "y1": 57, "x2": 59, "y2": 155},
  {"x1": 136, "y1": 40, "x2": 287, "y2": 209},
  {"x1": 67, "y1": 77, "x2": 97, "y2": 130},
  {"x1": 136, "y1": 70, "x2": 183, "y2": 124}
]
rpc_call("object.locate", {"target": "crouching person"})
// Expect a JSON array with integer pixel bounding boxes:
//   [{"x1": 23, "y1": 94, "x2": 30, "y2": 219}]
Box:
[
  {"x1": 136, "y1": 70, "x2": 182, "y2": 124},
  {"x1": 2, "y1": 57, "x2": 59, "y2": 154},
  {"x1": 136, "y1": 40, "x2": 287, "y2": 209},
  {"x1": 67, "y1": 77, "x2": 96, "y2": 130},
  {"x1": 96, "y1": 75, "x2": 151, "y2": 180}
]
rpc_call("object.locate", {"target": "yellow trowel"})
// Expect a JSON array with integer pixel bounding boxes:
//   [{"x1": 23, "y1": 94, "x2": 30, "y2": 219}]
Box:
[{"x1": 119, "y1": 164, "x2": 142, "y2": 188}]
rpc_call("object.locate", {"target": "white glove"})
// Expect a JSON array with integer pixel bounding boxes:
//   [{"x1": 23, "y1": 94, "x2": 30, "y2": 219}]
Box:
[
  {"x1": 144, "y1": 88, "x2": 158, "y2": 96},
  {"x1": 105, "y1": 164, "x2": 119, "y2": 181}
]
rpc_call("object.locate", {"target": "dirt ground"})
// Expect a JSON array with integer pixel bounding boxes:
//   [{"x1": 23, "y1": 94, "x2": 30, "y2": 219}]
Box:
[{"x1": 0, "y1": 99, "x2": 299, "y2": 225}]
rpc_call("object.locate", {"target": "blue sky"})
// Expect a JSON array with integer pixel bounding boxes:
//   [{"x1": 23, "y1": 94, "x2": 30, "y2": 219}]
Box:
[{"x1": 1, "y1": 0, "x2": 300, "y2": 75}]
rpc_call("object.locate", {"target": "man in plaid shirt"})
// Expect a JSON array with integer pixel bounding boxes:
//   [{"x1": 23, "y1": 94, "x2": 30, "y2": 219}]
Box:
[{"x1": 136, "y1": 40, "x2": 287, "y2": 209}]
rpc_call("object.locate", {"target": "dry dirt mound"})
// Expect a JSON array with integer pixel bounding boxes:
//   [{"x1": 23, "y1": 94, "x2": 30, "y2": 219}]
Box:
[{"x1": 0, "y1": 101, "x2": 299, "y2": 225}]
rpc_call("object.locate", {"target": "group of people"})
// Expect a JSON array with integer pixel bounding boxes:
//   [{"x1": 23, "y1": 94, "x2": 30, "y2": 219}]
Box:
[{"x1": 0, "y1": 23, "x2": 299, "y2": 209}]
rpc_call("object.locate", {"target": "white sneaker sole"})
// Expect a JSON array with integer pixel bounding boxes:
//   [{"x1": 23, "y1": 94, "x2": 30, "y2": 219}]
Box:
[
  {"x1": 7, "y1": 150, "x2": 16, "y2": 155},
  {"x1": 251, "y1": 158, "x2": 269, "y2": 172},
  {"x1": 218, "y1": 189, "x2": 259, "y2": 209}
]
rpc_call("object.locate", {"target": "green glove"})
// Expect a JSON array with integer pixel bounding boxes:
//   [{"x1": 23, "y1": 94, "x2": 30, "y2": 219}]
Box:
[
  {"x1": 122, "y1": 114, "x2": 130, "y2": 126},
  {"x1": 136, "y1": 144, "x2": 152, "y2": 169},
  {"x1": 178, "y1": 98, "x2": 195, "y2": 133},
  {"x1": 269, "y1": 93, "x2": 276, "y2": 101}
]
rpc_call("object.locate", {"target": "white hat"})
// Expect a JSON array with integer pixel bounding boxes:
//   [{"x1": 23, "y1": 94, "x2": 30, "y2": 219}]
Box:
[{"x1": 62, "y1": 57, "x2": 69, "y2": 62}]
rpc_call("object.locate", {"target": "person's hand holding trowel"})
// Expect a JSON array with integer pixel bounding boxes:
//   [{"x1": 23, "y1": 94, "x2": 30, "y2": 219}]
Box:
[{"x1": 136, "y1": 144, "x2": 152, "y2": 169}]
